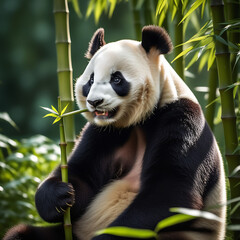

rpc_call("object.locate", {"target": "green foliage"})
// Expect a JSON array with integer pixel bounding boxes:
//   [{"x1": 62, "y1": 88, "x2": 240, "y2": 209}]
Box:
[
  {"x1": 95, "y1": 207, "x2": 222, "y2": 239},
  {"x1": 0, "y1": 134, "x2": 59, "y2": 239}
]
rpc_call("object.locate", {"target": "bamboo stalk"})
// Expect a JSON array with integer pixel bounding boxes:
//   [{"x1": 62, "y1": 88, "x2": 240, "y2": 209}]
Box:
[
  {"x1": 58, "y1": 97, "x2": 73, "y2": 240},
  {"x1": 210, "y1": 0, "x2": 240, "y2": 228},
  {"x1": 225, "y1": 0, "x2": 239, "y2": 85},
  {"x1": 54, "y1": 0, "x2": 75, "y2": 156},
  {"x1": 205, "y1": 60, "x2": 218, "y2": 130},
  {"x1": 130, "y1": 0, "x2": 142, "y2": 41},
  {"x1": 174, "y1": 1, "x2": 185, "y2": 80}
]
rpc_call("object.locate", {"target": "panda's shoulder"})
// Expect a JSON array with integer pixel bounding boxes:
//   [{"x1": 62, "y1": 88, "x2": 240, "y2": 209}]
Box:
[{"x1": 146, "y1": 98, "x2": 203, "y2": 126}]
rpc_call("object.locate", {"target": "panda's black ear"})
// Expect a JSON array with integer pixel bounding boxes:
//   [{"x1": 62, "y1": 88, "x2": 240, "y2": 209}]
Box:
[
  {"x1": 85, "y1": 28, "x2": 106, "y2": 59},
  {"x1": 141, "y1": 26, "x2": 173, "y2": 55}
]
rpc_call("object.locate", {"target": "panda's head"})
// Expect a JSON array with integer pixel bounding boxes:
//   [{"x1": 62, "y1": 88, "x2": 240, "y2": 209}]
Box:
[{"x1": 75, "y1": 26, "x2": 172, "y2": 128}]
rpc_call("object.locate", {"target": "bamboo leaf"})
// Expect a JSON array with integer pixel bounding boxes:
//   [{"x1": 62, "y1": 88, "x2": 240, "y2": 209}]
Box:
[
  {"x1": 228, "y1": 225, "x2": 240, "y2": 231},
  {"x1": 171, "y1": 46, "x2": 194, "y2": 63},
  {"x1": 154, "y1": 214, "x2": 195, "y2": 232},
  {"x1": 199, "y1": 51, "x2": 209, "y2": 71},
  {"x1": 207, "y1": 46, "x2": 215, "y2": 70},
  {"x1": 156, "y1": 0, "x2": 167, "y2": 15},
  {"x1": 95, "y1": 227, "x2": 157, "y2": 239},
  {"x1": 215, "y1": 35, "x2": 239, "y2": 50},
  {"x1": 43, "y1": 113, "x2": 59, "y2": 118},
  {"x1": 229, "y1": 165, "x2": 240, "y2": 177},
  {"x1": 180, "y1": 0, "x2": 205, "y2": 24},
  {"x1": 86, "y1": 0, "x2": 95, "y2": 18},
  {"x1": 0, "y1": 112, "x2": 19, "y2": 130},
  {"x1": 51, "y1": 105, "x2": 59, "y2": 114},
  {"x1": 205, "y1": 96, "x2": 220, "y2": 109},
  {"x1": 53, "y1": 116, "x2": 62, "y2": 125},
  {"x1": 61, "y1": 104, "x2": 69, "y2": 116},
  {"x1": 69, "y1": 0, "x2": 82, "y2": 17},
  {"x1": 109, "y1": 0, "x2": 117, "y2": 17},
  {"x1": 170, "y1": 207, "x2": 223, "y2": 222},
  {"x1": 41, "y1": 106, "x2": 58, "y2": 114},
  {"x1": 177, "y1": 36, "x2": 207, "y2": 47}
]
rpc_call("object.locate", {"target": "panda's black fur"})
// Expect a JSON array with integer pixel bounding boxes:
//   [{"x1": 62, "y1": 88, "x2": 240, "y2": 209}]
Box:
[{"x1": 4, "y1": 26, "x2": 226, "y2": 240}]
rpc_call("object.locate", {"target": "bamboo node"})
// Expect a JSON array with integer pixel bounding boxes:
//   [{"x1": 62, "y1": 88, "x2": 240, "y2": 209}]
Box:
[
  {"x1": 221, "y1": 116, "x2": 236, "y2": 120},
  {"x1": 64, "y1": 224, "x2": 72, "y2": 228},
  {"x1": 57, "y1": 68, "x2": 73, "y2": 73},
  {"x1": 59, "y1": 143, "x2": 67, "y2": 147},
  {"x1": 53, "y1": 10, "x2": 69, "y2": 14},
  {"x1": 55, "y1": 40, "x2": 71, "y2": 44},
  {"x1": 61, "y1": 164, "x2": 68, "y2": 169}
]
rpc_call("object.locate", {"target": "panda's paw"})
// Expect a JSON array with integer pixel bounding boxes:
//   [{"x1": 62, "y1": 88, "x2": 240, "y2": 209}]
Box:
[{"x1": 35, "y1": 178, "x2": 75, "y2": 223}]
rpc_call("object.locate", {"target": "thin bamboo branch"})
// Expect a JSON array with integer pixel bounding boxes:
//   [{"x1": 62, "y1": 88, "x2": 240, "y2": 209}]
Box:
[
  {"x1": 210, "y1": 0, "x2": 240, "y2": 228},
  {"x1": 54, "y1": 0, "x2": 75, "y2": 156}
]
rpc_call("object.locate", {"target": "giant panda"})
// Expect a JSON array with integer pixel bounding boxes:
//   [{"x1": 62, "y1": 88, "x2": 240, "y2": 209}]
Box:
[{"x1": 4, "y1": 25, "x2": 226, "y2": 240}]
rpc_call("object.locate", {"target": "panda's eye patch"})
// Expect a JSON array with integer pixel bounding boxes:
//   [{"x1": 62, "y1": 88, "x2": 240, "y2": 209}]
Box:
[
  {"x1": 111, "y1": 71, "x2": 124, "y2": 84},
  {"x1": 89, "y1": 73, "x2": 94, "y2": 85}
]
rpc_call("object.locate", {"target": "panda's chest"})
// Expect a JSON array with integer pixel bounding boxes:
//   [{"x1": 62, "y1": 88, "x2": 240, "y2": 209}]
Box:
[{"x1": 113, "y1": 127, "x2": 146, "y2": 192}]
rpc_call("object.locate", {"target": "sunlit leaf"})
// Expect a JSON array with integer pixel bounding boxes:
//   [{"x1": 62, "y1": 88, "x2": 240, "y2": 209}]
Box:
[
  {"x1": 171, "y1": 46, "x2": 194, "y2": 63},
  {"x1": 51, "y1": 105, "x2": 59, "y2": 114},
  {"x1": 95, "y1": 226, "x2": 157, "y2": 239},
  {"x1": 176, "y1": 36, "x2": 207, "y2": 47},
  {"x1": 109, "y1": 0, "x2": 117, "y2": 17},
  {"x1": 228, "y1": 225, "x2": 240, "y2": 231},
  {"x1": 199, "y1": 51, "x2": 209, "y2": 71},
  {"x1": 61, "y1": 104, "x2": 69, "y2": 116},
  {"x1": 207, "y1": 46, "x2": 215, "y2": 70},
  {"x1": 41, "y1": 106, "x2": 57, "y2": 114},
  {"x1": 43, "y1": 113, "x2": 58, "y2": 118},
  {"x1": 156, "y1": 0, "x2": 168, "y2": 16},
  {"x1": 154, "y1": 214, "x2": 195, "y2": 232},
  {"x1": 53, "y1": 116, "x2": 62, "y2": 125},
  {"x1": 69, "y1": 0, "x2": 82, "y2": 17},
  {"x1": 170, "y1": 207, "x2": 222, "y2": 222},
  {"x1": 180, "y1": 0, "x2": 205, "y2": 24},
  {"x1": 86, "y1": 0, "x2": 95, "y2": 18},
  {"x1": 0, "y1": 112, "x2": 19, "y2": 130},
  {"x1": 214, "y1": 105, "x2": 222, "y2": 125}
]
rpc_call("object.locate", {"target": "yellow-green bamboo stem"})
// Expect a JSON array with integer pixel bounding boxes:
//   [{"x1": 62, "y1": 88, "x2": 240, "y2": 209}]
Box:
[
  {"x1": 58, "y1": 97, "x2": 73, "y2": 240},
  {"x1": 130, "y1": 0, "x2": 142, "y2": 41},
  {"x1": 225, "y1": 0, "x2": 239, "y2": 84},
  {"x1": 205, "y1": 61, "x2": 218, "y2": 130},
  {"x1": 174, "y1": 1, "x2": 185, "y2": 81},
  {"x1": 54, "y1": 0, "x2": 75, "y2": 156},
  {"x1": 210, "y1": 0, "x2": 240, "y2": 228}
]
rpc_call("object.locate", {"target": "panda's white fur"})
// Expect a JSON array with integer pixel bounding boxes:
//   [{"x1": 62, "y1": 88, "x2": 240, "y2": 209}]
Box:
[{"x1": 76, "y1": 40, "x2": 198, "y2": 129}]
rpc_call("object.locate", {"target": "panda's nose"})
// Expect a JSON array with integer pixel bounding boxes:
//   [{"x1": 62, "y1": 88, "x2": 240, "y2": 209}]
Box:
[{"x1": 87, "y1": 99, "x2": 104, "y2": 108}]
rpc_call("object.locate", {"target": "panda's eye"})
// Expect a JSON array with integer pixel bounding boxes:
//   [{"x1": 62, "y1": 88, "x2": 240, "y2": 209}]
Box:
[
  {"x1": 111, "y1": 72, "x2": 123, "y2": 85},
  {"x1": 89, "y1": 73, "x2": 94, "y2": 85}
]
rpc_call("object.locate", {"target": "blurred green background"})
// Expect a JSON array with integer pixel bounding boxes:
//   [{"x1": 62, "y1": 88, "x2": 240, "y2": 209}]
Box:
[{"x1": 0, "y1": 0, "x2": 135, "y2": 140}]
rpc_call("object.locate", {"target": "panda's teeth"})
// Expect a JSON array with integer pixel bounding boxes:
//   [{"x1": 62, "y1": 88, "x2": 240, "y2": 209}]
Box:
[{"x1": 95, "y1": 110, "x2": 109, "y2": 117}]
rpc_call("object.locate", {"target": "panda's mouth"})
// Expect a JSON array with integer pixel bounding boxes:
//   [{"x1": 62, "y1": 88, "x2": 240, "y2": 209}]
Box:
[{"x1": 94, "y1": 108, "x2": 118, "y2": 119}]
